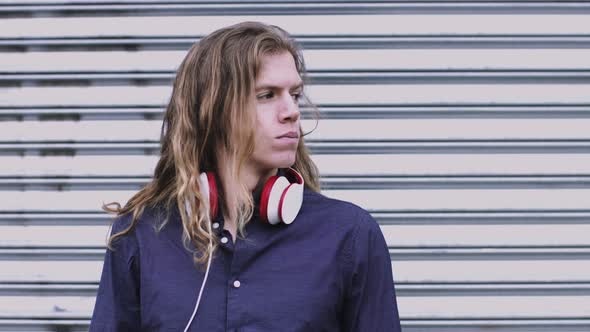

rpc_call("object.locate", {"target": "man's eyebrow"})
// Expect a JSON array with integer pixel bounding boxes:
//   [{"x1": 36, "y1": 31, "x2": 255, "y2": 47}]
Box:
[{"x1": 255, "y1": 81, "x2": 304, "y2": 91}]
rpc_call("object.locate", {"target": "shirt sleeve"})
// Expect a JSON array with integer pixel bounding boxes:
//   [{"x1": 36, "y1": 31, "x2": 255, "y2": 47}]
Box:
[
  {"x1": 341, "y1": 211, "x2": 402, "y2": 332},
  {"x1": 89, "y1": 214, "x2": 141, "y2": 332}
]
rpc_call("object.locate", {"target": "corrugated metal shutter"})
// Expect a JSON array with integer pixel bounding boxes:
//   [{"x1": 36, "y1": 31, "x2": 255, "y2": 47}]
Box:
[{"x1": 2, "y1": 1, "x2": 590, "y2": 331}]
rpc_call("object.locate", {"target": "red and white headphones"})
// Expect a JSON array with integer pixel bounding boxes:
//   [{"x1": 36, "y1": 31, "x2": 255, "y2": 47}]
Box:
[{"x1": 198, "y1": 167, "x2": 305, "y2": 225}]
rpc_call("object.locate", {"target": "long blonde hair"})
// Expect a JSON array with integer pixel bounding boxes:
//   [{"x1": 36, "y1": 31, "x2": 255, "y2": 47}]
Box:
[{"x1": 105, "y1": 21, "x2": 320, "y2": 265}]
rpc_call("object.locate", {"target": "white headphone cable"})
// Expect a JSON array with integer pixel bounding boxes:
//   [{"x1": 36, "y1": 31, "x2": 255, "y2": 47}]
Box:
[{"x1": 183, "y1": 199, "x2": 214, "y2": 332}]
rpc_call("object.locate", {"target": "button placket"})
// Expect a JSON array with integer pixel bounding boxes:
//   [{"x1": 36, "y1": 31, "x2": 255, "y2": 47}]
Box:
[{"x1": 218, "y1": 228, "x2": 235, "y2": 253}]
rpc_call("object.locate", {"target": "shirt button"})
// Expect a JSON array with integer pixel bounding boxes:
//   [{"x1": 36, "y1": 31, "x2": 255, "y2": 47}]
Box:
[
  {"x1": 212, "y1": 222, "x2": 220, "y2": 229},
  {"x1": 233, "y1": 280, "x2": 241, "y2": 288},
  {"x1": 221, "y1": 237, "x2": 228, "y2": 244}
]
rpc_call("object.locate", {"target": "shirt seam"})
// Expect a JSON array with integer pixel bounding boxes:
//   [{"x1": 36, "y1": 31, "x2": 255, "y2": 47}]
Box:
[{"x1": 341, "y1": 209, "x2": 363, "y2": 298}]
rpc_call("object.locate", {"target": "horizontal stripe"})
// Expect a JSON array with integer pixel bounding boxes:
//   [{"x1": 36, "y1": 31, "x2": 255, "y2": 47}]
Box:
[
  {"x1": 3, "y1": 154, "x2": 590, "y2": 176},
  {"x1": 4, "y1": 141, "x2": 590, "y2": 155},
  {"x1": 3, "y1": 282, "x2": 590, "y2": 297},
  {"x1": 1, "y1": 1, "x2": 590, "y2": 16},
  {"x1": 3, "y1": 49, "x2": 590, "y2": 72},
  {"x1": 5, "y1": 85, "x2": 590, "y2": 106},
  {"x1": 4, "y1": 175, "x2": 590, "y2": 191},
  {"x1": 7, "y1": 71, "x2": 590, "y2": 85},
  {"x1": 0, "y1": 319, "x2": 587, "y2": 332},
  {"x1": 1, "y1": 211, "x2": 588, "y2": 226},
  {"x1": 2, "y1": 105, "x2": 590, "y2": 120},
  {"x1": 2, "y1": 189, "x2": 590, "y2": 211},
  {"x1": 2, "y1": 260, "x2": 590, "y2": 283},
  {"x1": 3, "y1": 247, "x2": 590, "y2": 261},
  {"x1": 5, "y1": 119, "x2": 590, "y2": 141},
  {"x1": 0, "y1": 295, "x2": 589, "y2": 319},
  {"x1": 2, "y1": 224, "x2": 589, "y2": 248},
  {"x1": 4, "y1": 36, "x2": 590, "y2": 50},
  {"x1": 2, "y1": 15, "x2": 590, "y2": 39}
]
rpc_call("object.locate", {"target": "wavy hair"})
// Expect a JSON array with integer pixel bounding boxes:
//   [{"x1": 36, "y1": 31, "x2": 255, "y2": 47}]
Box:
[{"x1": 104, "y1": 21, "x2": 320, "y2": 265}]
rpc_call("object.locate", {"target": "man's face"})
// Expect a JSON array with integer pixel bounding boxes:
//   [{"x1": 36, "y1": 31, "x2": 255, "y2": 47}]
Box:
[{"x1": 249, "y1": 51, "x2": 303, "y2": 173}]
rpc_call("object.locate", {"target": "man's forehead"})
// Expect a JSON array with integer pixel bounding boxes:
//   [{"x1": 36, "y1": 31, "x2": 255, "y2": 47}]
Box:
[{"x1": 255, "y1": 52, "x2": 302, "y2": 89}]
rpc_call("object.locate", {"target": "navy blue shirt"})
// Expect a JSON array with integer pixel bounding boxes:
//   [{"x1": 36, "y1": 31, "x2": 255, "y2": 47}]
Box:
[{"x1": 90, "y1": 188, "x2": 401, "y2": 331}]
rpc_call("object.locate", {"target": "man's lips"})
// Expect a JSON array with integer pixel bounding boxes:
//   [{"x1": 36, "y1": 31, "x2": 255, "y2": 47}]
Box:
[{"x1": 277, "y1": 131, "x2": 299, "y2": 139}]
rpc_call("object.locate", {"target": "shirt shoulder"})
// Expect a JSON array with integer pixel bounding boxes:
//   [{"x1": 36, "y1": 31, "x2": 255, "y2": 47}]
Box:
[
  {"x1": 301, "y1": 188, "x2": 390, "y2": 288},
  {"x1": 110, "y1": 203, "x2": 176, "y2": 235},
  {"x1": 302, "y1": 188, "x2": 378, "y2": 232},
  {"x1": 107, "y1": 203, "x2": 175, "y2": 255}
]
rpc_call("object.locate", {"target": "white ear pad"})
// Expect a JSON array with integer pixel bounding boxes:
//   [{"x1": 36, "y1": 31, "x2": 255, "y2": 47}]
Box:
[
  {"x1": 265, "y1": 176, "x2": 290, "y2": 225},
  {"x1": 279, "y1": 182, "x2": 304, "y2": 224}
]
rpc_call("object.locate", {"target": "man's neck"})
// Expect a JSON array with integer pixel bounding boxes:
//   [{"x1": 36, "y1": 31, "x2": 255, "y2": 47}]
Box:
[
  {"x1": 244, "y1": 164, "x2": 277, "y2": 193},
  {"x1": 215, "y1": 155, "x2": 277, "y2": 240}
]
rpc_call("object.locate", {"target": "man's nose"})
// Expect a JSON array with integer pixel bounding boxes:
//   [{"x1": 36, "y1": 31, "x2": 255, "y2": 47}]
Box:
[{"x1": 279, "y1": 94, "x2": 300, "y2": 122}]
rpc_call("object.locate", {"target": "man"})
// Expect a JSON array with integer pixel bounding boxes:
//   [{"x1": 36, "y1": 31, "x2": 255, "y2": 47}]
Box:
[{"x1": 90, "y1": 21, "x2": 402, "y2": 331}]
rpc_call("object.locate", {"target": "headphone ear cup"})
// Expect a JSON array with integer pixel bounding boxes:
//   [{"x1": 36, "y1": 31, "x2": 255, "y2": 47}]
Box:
[
  {"x1": 259, "y1": 176, "x2": 290, "y2": 225},
  {"x1": 199, "y1": 172, "x2": 218, "y2": 220},
  {"x1": 278, "y1": 182, "x2": 304, "y2": 225},
  {"x1": 259, "y1": 168, "x2": 305, "y2": 225}
]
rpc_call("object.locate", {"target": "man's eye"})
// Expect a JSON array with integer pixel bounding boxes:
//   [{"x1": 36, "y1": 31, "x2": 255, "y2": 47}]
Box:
[
  {"x1": 257, "y1": 92, "x2": 274, "y2": 100},
  {"x1": 291, "y1": 92, "x2": 302, "y2": 102}
]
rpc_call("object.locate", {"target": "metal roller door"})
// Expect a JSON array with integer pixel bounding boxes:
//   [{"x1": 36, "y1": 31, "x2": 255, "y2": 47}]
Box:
[{"x1": 1, "y1": 1, "x2": 589, "y2": 331}]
